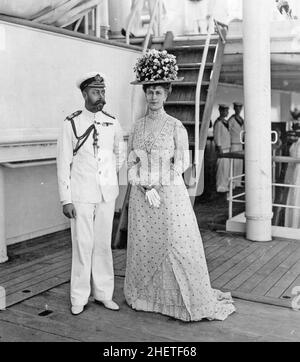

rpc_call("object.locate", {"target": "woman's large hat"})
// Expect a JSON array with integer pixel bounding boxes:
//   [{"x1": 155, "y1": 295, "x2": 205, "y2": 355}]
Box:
[{"x1": 131, "y1": 49, "x2": 184, "y2": 85}]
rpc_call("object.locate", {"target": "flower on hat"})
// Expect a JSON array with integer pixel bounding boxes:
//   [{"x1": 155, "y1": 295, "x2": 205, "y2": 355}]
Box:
[{"x1": 133, "y1": 49, "x2": 179, "y2": 83}]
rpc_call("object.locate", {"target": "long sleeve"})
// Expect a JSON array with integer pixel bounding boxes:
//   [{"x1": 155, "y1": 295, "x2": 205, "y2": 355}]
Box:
[
  {"x1": 113, "y1": 118, "x2": 126, "y2": 172},
  {"x1": 127, "y1": 123, "x2": 141, "y2": 185},
  {"x1": 173, "y1": 121, "x2": 190, "y2": 175},
  {"x1": 213, "y1": 121, "x2": 223, "y2": 148},
  {"x1": 56, "y1": 119, "x2": 73, "y2": 205}
]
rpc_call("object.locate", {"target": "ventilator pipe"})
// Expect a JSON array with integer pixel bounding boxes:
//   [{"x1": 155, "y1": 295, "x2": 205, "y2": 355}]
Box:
[{"x1": 243, "y1": 0, "x2": 273, "y2": 241}]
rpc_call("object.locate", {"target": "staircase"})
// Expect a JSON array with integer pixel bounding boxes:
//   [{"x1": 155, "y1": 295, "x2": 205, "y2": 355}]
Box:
[{"x1": 113, "y1": 25, "x2": 227, "y2": 248}]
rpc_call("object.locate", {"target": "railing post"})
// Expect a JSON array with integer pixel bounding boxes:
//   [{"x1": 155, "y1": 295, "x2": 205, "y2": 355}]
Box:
[
  {"x1": 99, "y1": 0, "x2": 109, "y2": 39},
  {"x1": 84, "y1": 14, "x2": 89, "y2": 35},
  {"x1": 0, "y1": 166, "x2": 8, "y2": 263},
  {"x1": 95, "y1": 5, "x2": 101, "y2": 37},
  {"x1": 229, "y1": 158, "x2": 233, "y2": 219},
  {"x1": 92, "y1": 7, "x2": 96, "y2": 33}
]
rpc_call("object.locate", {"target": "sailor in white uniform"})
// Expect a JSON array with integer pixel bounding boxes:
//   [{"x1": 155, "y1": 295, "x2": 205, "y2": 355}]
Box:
[
  {"x1": 213, "y1": 104, "x2": 231, "y2": 193},
  {"x1": 57, "y1": 72, "x2": 126, "y2": 315},
  {"x1": 228, "y1": 102, "x2": 244, "y2": 188}
]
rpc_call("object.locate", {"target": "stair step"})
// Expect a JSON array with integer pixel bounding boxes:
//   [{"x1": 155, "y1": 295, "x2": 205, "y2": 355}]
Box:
[
  {"x1": 165, "y1": 101, "x2": 206, "y2": 106},
  {"x1": 178, "y1": 63, "x2": 213, "y2": 69},
  {"x1": 174, "y1": 39, "x2": 219, "y2": 47},
  {"x1": 109, "y1": 36, "x2": 144, "y2": 44},
  {"x1": 172, "y1": 81, "x2": 210, "y2": 87},
  {"x1": 166, "y1": 44, "x2": 217, "y2": 52}
]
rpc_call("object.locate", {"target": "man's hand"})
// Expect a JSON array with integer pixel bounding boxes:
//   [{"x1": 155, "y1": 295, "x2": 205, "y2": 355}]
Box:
[{"x1": 63, "y1": 203, "x2": 76, "y2": 219}]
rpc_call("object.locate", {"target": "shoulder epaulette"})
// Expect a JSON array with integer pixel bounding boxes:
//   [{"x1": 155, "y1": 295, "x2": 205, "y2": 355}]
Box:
[
  {"x1": 102, "y1": 110, "x2": 116, "y2": 119},
  {"x1": 66, "y1": 110, "x2": 82, "y2": 121}
]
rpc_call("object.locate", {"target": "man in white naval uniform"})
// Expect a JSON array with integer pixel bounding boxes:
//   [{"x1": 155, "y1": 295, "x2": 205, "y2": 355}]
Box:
[
  {"x1": 228, "y1": 102, "x2": 244, "y2": 189},
  {"x1": 57, "y1": 72, "x2": 126, "y2": 315},
  {"x1": 213, "y1": 104, "x2": 231, "y2": 193}
]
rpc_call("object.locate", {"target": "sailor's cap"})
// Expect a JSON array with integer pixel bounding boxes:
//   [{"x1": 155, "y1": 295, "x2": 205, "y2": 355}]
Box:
[
  {"x1": 219, "y1": 104, "x2": 229, "y2": 109},
  {"x1": 233, "y1": 102, "x2": 243, "y2": 107},
  {"x1": 76, "y1": 72, "x2": 106, "y2": 91}
]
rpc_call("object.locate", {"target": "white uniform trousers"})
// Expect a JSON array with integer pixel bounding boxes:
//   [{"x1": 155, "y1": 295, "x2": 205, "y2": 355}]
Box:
[
  {"x1": 231, "y1": 143, "x2": 243, "y2": 188},
  {"x1": 70, "y1": 200, "x2": 115, "y2": 306},
  {"x1": 216, "y1": 148, "x2": 230, "y2": 193}
]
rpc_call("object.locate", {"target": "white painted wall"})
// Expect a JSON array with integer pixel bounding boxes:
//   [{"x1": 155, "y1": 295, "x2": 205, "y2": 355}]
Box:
[
  {"x1": 0, "y1": 19, "x2": 145, "y2": 245},
  {"x1": 0, "y1": 21, "x2": 144, "y2": 135},
  {"x1": 4, "y1": 164, "x2": 68, "y2": 245}
]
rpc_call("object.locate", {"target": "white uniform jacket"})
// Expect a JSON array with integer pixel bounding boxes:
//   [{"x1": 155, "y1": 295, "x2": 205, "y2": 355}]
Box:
[
  {"x1": 213, "y1": 117, "x2": 231, "y2": 151},
  {"x1": 57, "y1": 108, "x2": 126, "y2": 205},
  {"x1": 228, "y1": 115, "x2": 244, "y2": 145}
]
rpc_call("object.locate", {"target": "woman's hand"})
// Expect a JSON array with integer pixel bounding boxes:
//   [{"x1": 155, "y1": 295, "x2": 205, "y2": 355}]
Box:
[{"x1": 145, "y1": 188, "x2": 161, "y2": 208}]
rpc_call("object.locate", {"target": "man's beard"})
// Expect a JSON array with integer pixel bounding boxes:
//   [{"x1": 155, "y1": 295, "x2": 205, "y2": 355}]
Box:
[{"x1": 88, "y1": 99, "x2": 106, "y2": 112}]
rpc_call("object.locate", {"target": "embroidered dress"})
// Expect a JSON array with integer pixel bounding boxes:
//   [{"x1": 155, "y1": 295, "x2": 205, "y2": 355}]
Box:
[{"x1": 124, "y1": 109, "x2": 236, "y2": 321}]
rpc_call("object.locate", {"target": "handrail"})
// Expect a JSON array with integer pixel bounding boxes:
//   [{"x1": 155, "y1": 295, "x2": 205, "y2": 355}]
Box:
[
  {"x1": 72, "y1": 2, "x2": 102, "y2": 36},
  {"x1": 193, "y1": 15, "x2": 214, "y2": 173},
  {"x1": 1, "y1": 159, "x2": 56, "y2": 168},
  {"x1": 214, "y1": 20, "x2": 228, "y2": 44},
  {"x1": 227, "y1": 156, "x2": 300, "y2": 220}
]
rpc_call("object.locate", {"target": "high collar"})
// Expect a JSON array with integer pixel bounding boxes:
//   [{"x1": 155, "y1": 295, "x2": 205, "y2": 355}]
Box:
[
  {"x1": 147, "y1": 107, "x2": 166, "y2": 120},
  {"x1": 82, "y1": 107, "x2": 102, "y2": 122}
]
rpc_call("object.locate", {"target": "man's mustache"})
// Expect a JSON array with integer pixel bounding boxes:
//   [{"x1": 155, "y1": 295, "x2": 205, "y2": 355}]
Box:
[{"x1": 94, "y1": 99, "x2": 106, "y2": 106}]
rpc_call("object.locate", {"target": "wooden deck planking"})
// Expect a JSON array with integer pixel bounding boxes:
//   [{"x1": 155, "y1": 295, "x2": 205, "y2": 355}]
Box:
[
  {"x1": 2, "y1": 248, "x2": 128, "y2": 307},
  {"x1": 280, "y1": 274, "x2": 300, "y2": 300},
  {"x1": 205, "y1": 239, "x2": 249, "y2": 263},
  {"x1": 251, "y1": 246, "x2": 300, "y2": 296},
  {"x1": 237, "y1": 242, "x2": 300, "y2": 294},
  {"x1": 3, "y1": 256, "x2": 71, "y2": 292},
  {"x1": 0, "y1": 251, "x2": 71, "y2": 285},
  {"x1": 2, "y1": 277, "x2": 300, "y2": 342},
  {"x1": 265, "y1": 259, "x2": 300, "y2": 298},
  {"x1": 2, "y1": 229, "x2": 300, "y2": 312},
  {"x1": 207, "y1": 242, "x2": 251, "y2": 271},
  {"x1": 8, "y1": 288, "x2": 175, "y2": 342},
  {"x1": 222, "y1": 241, "x2": 289, "y2": 291},
  {"x1": 212, "y1": 244, "x2": 276, "y2": 289},
  {"x1": 7, "y1": 234, "x2": 70, "y2": 259},
  {"x1": 0, "y1": 319, "x2": 77, "y2": 342},
  {"x1": 6, "y1": 270, "x2": 71, "y2": 307},
  {"x1": 203, "y1": 243, "x2": 225, "y2": 256},
  {"x1": 0, "y1": 248, "x2": 70, "y2": 278},
  {"x1": 209, "y1": 243, "x2": 261, "y2": 281}
]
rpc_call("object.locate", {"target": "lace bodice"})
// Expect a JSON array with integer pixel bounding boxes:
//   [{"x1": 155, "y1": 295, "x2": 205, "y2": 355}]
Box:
[{"x1": 127, "y1": 109, "x2": 190, "y2": 186}]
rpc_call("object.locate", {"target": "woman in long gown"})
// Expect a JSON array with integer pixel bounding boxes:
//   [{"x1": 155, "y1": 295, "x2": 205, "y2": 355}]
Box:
[{"x1": 124, "y1": 49, "x2": 235, "y2": 322}]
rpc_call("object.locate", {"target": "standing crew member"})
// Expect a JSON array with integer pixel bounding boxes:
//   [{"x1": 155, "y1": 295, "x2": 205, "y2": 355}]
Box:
[
  {"x1": 214, "y1": 104, "x2": 231, "y2": 193},
  {"x1": 228, "y1": 102, "x2": 244, "y2": 188}
]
